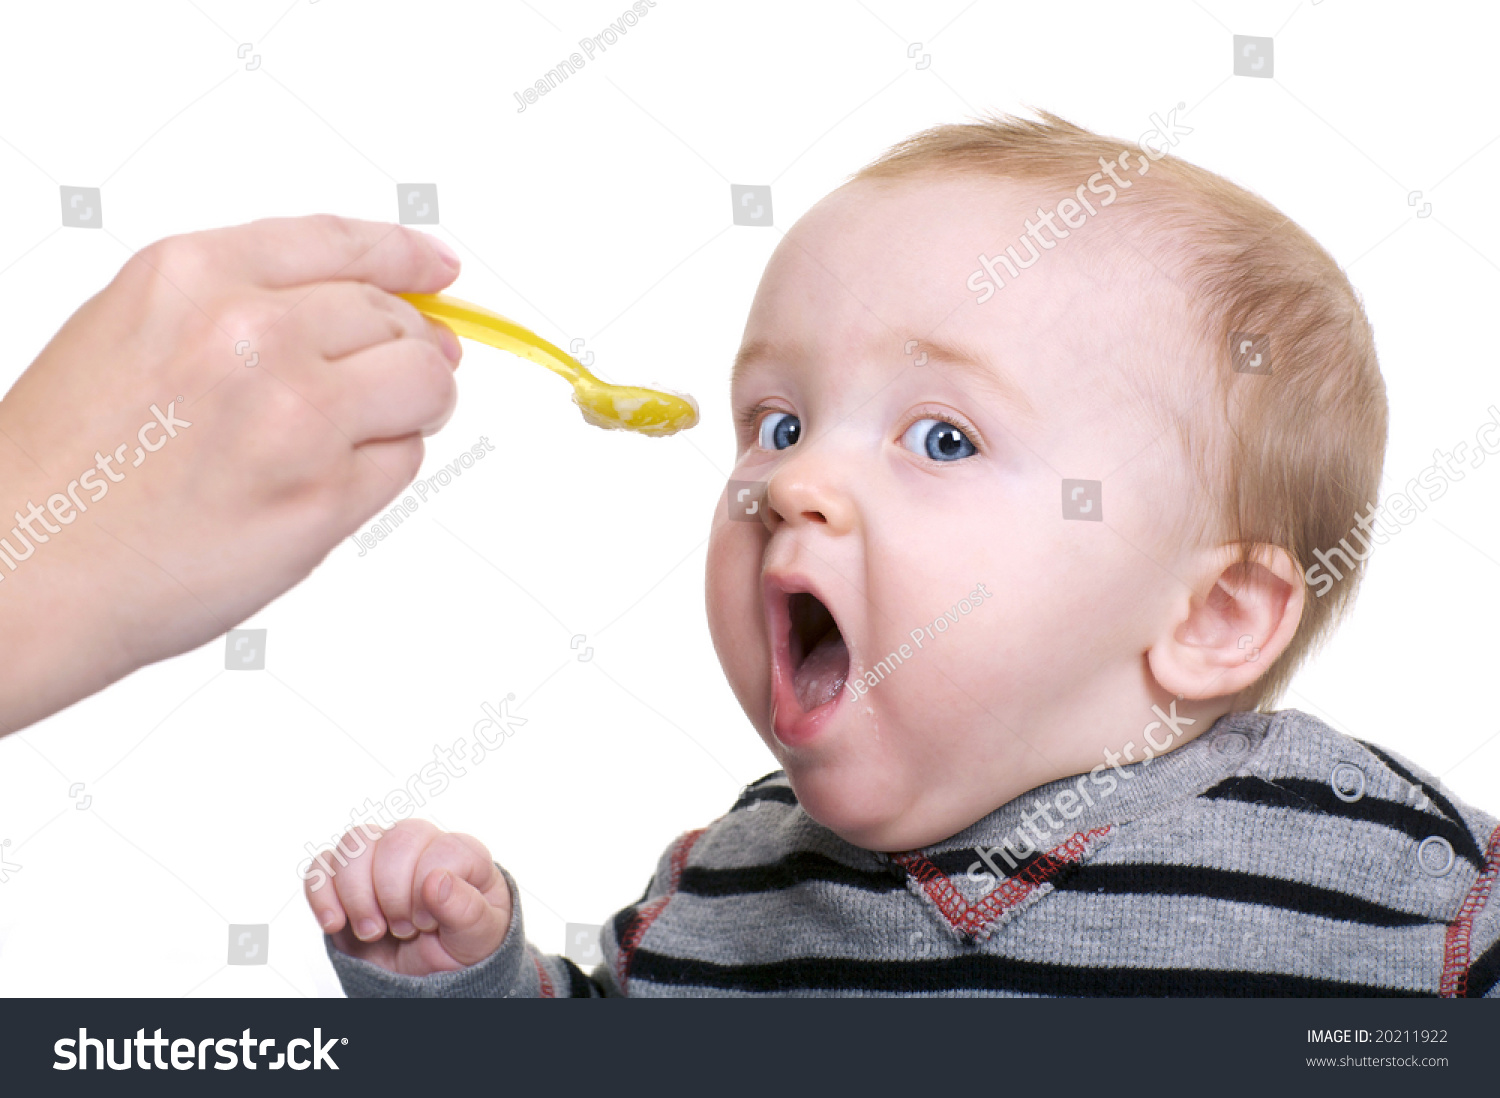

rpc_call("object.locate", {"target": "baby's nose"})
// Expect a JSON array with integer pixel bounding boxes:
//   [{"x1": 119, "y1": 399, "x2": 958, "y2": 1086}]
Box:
[{"x1": 766, "y1": 465, "x2": 855, "y2": 534}]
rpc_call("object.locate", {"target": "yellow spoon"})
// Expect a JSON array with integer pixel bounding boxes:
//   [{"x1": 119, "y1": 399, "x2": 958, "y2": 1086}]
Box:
[{"x1": 398, "y1": 292, "x2": 698, "y2": 437}]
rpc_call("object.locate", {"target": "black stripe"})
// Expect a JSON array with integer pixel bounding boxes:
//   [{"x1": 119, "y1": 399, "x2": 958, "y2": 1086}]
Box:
[
  {"x1": 626, "y1": 949, "x2": 1430, "y2": 997},
  {"x1": 679, "y1": 851, "x2": 902, "y2": 898},
  {"x1": 557, "y1": 956, "x2": 606, "y2": 998},
  {"x1": 745, "y1": 770, "x2": 788, "y2": 790},
  {"x1": 612, "y1": 905, "x2": 640, "y2": 958},
  {"x1": 679, "y1": 844, "x2": 1431, "y2": 928},
  {"x1": 1054, "y1": 862, "x2": 1433, "y2": 928},
  {"x1": 618, "y1": 831, "x2": 704, "y2": 957},
  {"x1": 1464, "y1": 936, "x2": 1500, "y2": 998},
  {"x1": 1355, "y1": 740, "x2": 1469, "y2": 831},
  {"x1": 681, "y1": 852, "x2": 1427, "y2": 928},
  {"x1": 729, "y1": 785, "x2": 799, "y2": 813},
  {"x1": 1202, "y1": 775, "x2": 1485, "y2": 870},
  {"x1": 923, "y1": 846, "x2": 1057, "y2": 880}
]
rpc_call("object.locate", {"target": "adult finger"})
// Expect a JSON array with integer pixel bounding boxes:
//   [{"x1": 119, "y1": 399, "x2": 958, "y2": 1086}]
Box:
[
  {"x1": 324, "y1": 334, "x2": 459, "y2": 442},
  {"x1": 295, "y1": 280, "x2": 456, "y2": 363},
  {"x1": 214, "y1": 214, "x2": 460, "y2": 293},
  {"x1": 327, "y1": 436, "x2": 429, "y2": 545}
]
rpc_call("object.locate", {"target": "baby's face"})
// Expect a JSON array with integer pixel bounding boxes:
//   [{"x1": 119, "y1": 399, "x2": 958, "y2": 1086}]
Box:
[{"x1": 707, "y1": 174, "x2": 1205, "y2": 851}]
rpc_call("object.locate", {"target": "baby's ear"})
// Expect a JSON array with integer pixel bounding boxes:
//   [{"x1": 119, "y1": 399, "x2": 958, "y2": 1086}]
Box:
[{"x1": 1146, "y1": 543, "x2": 1305, "y2": 701}]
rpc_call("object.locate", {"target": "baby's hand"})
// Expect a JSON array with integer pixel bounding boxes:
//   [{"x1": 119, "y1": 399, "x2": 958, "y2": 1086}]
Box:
[{"x1": 305, "y1": 820, "x2": 513, "y2": 976}]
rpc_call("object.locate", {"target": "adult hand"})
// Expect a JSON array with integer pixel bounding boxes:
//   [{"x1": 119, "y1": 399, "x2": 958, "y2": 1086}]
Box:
[{"x1": 0, "y1": 214, "x2": 463, "y2": 734}]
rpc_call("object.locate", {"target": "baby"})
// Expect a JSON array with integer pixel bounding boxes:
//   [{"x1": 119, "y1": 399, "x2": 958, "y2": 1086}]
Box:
[{"x1": 302, "y1": 110, "x2": 1500, "y2": 997}]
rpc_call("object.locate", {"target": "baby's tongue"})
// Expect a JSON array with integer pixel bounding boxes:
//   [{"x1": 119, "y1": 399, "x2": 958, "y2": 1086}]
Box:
[{"x1": 794, "y1": 628, "x2": 848, "y2": 711}]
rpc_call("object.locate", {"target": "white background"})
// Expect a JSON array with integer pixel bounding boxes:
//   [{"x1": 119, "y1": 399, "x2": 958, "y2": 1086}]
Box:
[{"x1": 0, "y1": 0, "x2": 1496, "y2": 996}]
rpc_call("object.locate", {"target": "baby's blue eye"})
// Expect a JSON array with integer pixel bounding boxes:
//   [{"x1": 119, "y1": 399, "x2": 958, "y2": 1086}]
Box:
[
  {"x1": 758, "y1": 412, "x2": 801, "y2": 450},
  {"x1": 902, "y1": 418, "x2": 976, "y2": 461}
]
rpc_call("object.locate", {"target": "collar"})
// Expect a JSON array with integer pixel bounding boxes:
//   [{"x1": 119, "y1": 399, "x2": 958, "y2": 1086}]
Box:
[
  {"x1": 875, "y1": 709, "x2": 1273, "y2": 941},
  {"x1": 934, "y1": 708, "x2": 1270, "y2": 861}
]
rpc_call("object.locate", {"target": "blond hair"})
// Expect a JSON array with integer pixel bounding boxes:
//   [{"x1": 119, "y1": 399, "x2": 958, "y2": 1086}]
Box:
[{"x1": 848, "y1": 109, "x2": 1388, "y2": 710}]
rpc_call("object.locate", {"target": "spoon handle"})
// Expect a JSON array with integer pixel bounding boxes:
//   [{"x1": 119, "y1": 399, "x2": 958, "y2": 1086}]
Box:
[{"x1": 397, "y1": 292, "x2": 582, "y2": 384}]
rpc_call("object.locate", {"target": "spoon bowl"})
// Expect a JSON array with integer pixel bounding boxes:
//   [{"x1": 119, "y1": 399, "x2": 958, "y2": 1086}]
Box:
[{"x1": 398, "y1": 292, "x2": 699, "y2": 437}]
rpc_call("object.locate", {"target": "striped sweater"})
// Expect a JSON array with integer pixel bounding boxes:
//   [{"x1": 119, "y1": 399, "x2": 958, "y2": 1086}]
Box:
[{"x1": 326, "y1": 708, "x2": 1500, "y2": 997}]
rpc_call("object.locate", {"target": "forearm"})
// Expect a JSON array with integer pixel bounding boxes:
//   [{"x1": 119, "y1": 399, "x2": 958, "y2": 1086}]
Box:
[{"x1": 0, "y1": 452, "x2": 142, "y2": 735}]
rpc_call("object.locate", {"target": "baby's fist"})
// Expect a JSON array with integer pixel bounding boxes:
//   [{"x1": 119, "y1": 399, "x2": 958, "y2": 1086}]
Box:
[{"x1": 304, "y1": 820, "x2": 512, "y2": 977}]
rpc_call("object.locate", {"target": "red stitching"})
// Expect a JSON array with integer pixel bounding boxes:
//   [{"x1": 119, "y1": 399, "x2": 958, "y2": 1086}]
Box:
[
  {"x1": 1440, "y1": 823, "x2": 1500, "y2": 998},
  {"x1": 892, "y1": 826, "x2": 1112, "y2": 939},
  {"x1": 615, "y1": 828, "x2": 705, "y2": 993},
  {"x1": 531, "y1": 949, "x2": 555, "y2": 998}
]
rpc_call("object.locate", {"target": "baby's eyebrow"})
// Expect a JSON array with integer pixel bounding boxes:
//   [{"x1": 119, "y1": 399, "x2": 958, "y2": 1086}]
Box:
[
  {"x1": 732, "y1": 336, "x2": 1035, "y2": 419},
  {"x1": 730, "y1": 338, "x2": 783, "y2": 390},
  {"x1": 911, "y1": 337, "x2": 1037, "y2": 419}
]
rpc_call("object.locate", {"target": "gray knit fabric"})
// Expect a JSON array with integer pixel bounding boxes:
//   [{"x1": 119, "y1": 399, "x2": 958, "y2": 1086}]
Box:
[{"x1": 325, "y1": 708, "x2": 1500, "y2": 997}]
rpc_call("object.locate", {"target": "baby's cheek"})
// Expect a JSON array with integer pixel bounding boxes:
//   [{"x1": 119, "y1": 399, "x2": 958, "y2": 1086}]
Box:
[
  {"x1": 704, "y1": 517, "x2": 770, "y2": 725},
  {"x1": 902, "y1": 609, "x2": 1026, "y2": 725}
]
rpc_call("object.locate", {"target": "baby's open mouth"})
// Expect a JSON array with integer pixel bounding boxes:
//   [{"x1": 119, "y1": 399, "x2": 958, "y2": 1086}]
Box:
[{"x1": 787, "y1": 591, "x2": 850, "y2": 711}]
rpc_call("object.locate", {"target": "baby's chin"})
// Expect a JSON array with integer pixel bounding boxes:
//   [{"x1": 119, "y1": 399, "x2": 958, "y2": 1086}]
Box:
[{"x1": 777, "y1": 756, "x2": 924, "y2": 852}]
